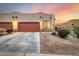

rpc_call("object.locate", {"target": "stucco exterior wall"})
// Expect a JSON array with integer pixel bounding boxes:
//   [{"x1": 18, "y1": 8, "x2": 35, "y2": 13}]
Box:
[
  {"x1": 0, "y1": 12, "x2": 55, "y2": 32},
  {"x1": 0, "y1": 12, "x2": 55, "y2": 22}
]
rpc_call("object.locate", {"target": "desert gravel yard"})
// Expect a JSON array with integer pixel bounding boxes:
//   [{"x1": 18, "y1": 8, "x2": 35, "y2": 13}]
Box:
[
  {"x1": 0, "y1": 32, "x2": 40, "y2": 56},
  {"x1": 40, "y1": 32, "x2": 79, "y2": 55}
]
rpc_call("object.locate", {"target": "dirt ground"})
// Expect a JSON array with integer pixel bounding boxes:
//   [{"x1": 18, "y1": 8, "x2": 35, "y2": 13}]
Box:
[{"x1": 40, "y1": 32, "x2": 79, "y2": 55}]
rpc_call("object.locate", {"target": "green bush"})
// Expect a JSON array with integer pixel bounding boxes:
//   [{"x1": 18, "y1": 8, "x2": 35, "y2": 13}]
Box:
[
  {"x1": 58, "y1": 29, "x2": 70, "y2": 38},
  {"x1": 73, "y1": 27, "x2": 79, "y2": 39}
]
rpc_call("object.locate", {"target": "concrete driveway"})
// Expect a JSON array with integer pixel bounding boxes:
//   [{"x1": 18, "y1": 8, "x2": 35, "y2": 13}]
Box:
[{"x1": 0, "y1": 32, "x2": 40, "y2": 56}]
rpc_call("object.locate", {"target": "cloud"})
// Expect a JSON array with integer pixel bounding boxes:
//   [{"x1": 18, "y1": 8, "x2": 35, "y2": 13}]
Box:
[{"x1": 32, "y1": 3, "x2": 79, "y2": 24}]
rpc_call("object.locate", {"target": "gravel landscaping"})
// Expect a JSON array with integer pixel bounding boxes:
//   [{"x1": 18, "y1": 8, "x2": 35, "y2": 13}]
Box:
[{"x1": 40, "y1": 32, "x2": 79, "y2": 55}]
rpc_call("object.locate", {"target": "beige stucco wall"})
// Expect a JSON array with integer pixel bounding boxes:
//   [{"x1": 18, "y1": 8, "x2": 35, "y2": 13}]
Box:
[
  {"x1": 0, "y1": 12, "x2": 55, "y2": 31},
  {"x1": 0, "y1": 12, "x2": 55, "y2": 22}
]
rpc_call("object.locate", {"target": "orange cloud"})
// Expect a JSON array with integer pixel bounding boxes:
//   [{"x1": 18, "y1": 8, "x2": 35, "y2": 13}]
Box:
[{"x1": 32, "y1": 4, "x2": 79, "y2": 25}]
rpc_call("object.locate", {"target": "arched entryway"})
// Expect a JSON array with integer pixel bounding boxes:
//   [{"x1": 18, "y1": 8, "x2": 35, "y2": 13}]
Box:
[{"x1": 40, "y1": 20, "x2": 53, "y2": 32}]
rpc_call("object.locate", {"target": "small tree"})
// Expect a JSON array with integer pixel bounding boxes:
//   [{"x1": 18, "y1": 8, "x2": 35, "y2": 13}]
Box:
[{"x1": 58, "y1": 29, "x2": 70, "y2": 38}]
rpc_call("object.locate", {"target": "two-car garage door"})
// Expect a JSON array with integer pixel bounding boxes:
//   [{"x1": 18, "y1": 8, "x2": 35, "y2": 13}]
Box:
[
  {"x1": 18, "y1": 22, "x2": 40, "y2": 32},
  {"x1": 0, "y1": 22, "x2": 40, "y2": 32}
]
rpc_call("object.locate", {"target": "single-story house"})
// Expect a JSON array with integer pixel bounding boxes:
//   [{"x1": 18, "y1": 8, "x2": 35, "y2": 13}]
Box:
[{"x1": 0, "y1": 12, "x2": 55, "y2": 32}]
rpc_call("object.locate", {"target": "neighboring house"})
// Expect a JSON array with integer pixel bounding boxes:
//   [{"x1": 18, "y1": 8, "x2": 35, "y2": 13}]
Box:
[
  {"x1": 57, "y1": 19, "x2": 79, "y2": 30},
  {"x1": 0, "y1": 12, "x2": 55, "y2": 32}
]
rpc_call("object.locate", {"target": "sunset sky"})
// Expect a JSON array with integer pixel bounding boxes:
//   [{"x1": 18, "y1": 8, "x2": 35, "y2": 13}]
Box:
[{"x1": 0, "y1": 3, "x2": 79, "y2": 24}]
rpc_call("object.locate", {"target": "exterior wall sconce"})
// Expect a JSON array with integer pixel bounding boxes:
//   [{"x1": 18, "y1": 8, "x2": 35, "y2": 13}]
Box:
[
  {"x1": 54, "y1": 19, "x2": 56, "y2": 20},
  {"x1": 72, "y1": 24, "x2": 74, "y2": 26},
  {"x1": 12, "y1": 16, "x2": 18, "y2": 19},
  {"x1": 40, "y1": 16, "x2": 42, "y2": 19},
  {"x1": 50, "y1": 17, "x2": 52, "y2": 19}
]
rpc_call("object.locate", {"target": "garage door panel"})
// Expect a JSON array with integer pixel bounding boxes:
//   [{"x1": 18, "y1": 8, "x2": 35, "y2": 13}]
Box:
[
  {"x1": 18, "y1": 22, "x2": 40, "y2": 32},
  {"x1": 0, "y1": 22, "x2": 12, "y2": 30}
]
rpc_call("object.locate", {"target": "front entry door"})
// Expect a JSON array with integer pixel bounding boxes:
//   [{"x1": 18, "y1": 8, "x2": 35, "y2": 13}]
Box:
[
  {"x1": 41, "y1": 21, "x2": 52, "y2": 32},
  {"x1": 43, "y1": 21, "x2": 50, "y2": 29}
]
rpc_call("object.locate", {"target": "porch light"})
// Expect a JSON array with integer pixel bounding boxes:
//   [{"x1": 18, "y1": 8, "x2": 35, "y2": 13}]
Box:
[
  {"x1": 40, "y1": 16, "x2": 42, "y2": 19},
  {"x1": 12, "y1": 16, "x2": 18, "y2": 19},
  {"x1": 50, "y1": 17, "x2": 52, "y2": 19}
]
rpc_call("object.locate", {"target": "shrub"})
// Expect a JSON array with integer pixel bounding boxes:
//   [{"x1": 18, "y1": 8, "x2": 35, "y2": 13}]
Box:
[
  {"x1": 6, "y1": 29, "x2": 13, "y2": 34},
  {"x1": 58, "y1": 29, "x2": 70, "y2": 38},
  {"x1": 73, "y1": 27, "x2": 79, "y2": 39}
]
